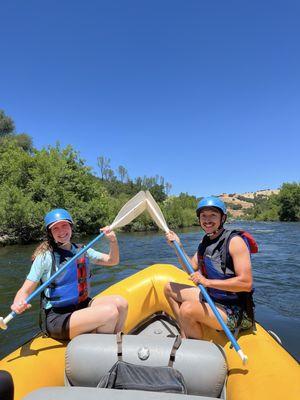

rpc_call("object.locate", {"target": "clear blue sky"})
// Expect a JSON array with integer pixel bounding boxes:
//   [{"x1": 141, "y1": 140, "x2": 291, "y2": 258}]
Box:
[{"x1": 1, "y1": 1, "x2": 299, "y2": 197}]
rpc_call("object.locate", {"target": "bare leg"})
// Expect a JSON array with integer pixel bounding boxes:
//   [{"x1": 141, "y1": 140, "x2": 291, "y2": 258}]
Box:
[
  {"x1": 91, "y1": 295, "x2": 128, "y2": 333},
  {"x1": 179, "y1": 300, "x2": 227, "y2": 339},
  {"x1": 164, "y1": 282, "x2": 201, "y2": 337},
  {"x1": 69, "y1": 295, "x2": 128, "y2": 339},
  {"x1": 69, "y1": 303, "x2": 119, "y2": 339}
]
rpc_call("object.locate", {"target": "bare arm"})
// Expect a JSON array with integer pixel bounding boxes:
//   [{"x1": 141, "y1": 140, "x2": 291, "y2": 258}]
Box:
[
  {"x1": 11, "y1": 279, "x2": 39, "y2": 314},
  {"x1": 190, "y1": 236, "x2": 253, "y2": 292},
  {"x1": 190, "y1": 252, "x2": 200, "y2": 272},
  {"x1": 92, "y1": 227, "x2": 120, "y2": 267}
]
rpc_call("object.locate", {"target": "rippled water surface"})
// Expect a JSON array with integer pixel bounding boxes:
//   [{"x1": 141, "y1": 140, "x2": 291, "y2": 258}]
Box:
[{"x1": 0, "y1": 221, "x2": 299, "y2": 360}]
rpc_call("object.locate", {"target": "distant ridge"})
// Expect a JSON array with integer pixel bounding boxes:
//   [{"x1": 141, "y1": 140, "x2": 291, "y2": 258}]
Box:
[{"x1": 218, "y1": 189, "x2": 280, "y2": 218}]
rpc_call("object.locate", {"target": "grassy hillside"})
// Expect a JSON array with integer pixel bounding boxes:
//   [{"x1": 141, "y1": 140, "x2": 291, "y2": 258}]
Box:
[{"x1": 219, "y1": 189, "x2": 280, "y2": 219}]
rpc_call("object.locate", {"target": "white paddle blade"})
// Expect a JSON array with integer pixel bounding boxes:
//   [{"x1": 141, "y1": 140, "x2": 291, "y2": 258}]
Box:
[
  {"x1": 110, "y1": 191, "x2": 147, "y2": 230},
  {"x1": 145, "y1": 191, "x2": 169, "y2": 233}
]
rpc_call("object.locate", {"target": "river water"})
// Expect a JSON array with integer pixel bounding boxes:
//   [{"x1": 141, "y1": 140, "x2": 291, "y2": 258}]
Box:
[{"x1": 0, "y1": 221, "x2": 299, "y2": 361}]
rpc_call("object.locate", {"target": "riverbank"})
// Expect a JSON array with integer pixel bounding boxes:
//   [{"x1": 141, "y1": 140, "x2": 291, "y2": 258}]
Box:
[
  {"x1": 0, "y1": 217, "x2": 291, "y2": 246},
  {"x1": 0, "y1": 234, "x2": 20, "y2": 246}
]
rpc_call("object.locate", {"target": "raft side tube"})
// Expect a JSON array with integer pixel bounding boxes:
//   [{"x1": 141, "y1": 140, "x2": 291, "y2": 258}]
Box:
[{"x1": 65, "y1": 333, "x2": 227, "y2": 398}]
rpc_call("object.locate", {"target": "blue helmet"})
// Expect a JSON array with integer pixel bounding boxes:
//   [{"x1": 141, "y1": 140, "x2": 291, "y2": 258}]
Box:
[
  {"x1": 196, "y1": 197, "x2": 227, "y2": 217},
  {"x1": 44, "y1": 208, "x2": 73, "y2": 229}
]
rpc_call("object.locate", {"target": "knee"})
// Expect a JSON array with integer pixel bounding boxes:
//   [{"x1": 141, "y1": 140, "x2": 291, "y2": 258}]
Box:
[
  {"x1": 164, "y1": 282, "x2": 172, "y2": 297},
  {"x1": 114, "y1": 296, "x2": 128, "y2": 312},
  {"x1": 100, "y1": 304, "x2": 119, "y2": 322},
  {"x1": 179, "y1": 301, "x2": 195, "y2": 320}
]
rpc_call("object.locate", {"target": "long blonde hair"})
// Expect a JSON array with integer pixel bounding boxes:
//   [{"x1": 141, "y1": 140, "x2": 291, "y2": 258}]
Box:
[{"x1": 31, "y1": 233, "x2": 55, "y2": 261}]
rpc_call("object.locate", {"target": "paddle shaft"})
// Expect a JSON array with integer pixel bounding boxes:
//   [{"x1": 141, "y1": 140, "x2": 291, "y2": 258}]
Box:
[
  {"x1": 172, "y1": 240, "x2": 247, "y2": 363},
  {"x1": 3, "y1": 231, "x2": 105, "y2": 325}
]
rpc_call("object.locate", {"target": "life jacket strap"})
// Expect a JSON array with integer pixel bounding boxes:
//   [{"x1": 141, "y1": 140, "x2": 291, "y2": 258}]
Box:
[
  {"x1": 168, "y1": 335, "x2": 182, "y2": 367},
  {"x1": 116, "y1": 331, "x2": 124, "y2": 361},
  {"x1": 39, "y1": 290, "x2": 50, "y2": 337}
]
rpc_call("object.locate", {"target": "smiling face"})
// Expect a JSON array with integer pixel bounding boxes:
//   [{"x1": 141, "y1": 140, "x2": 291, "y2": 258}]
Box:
[
  {"x1": 198, "y1": 207, "x2": 224, "y2": 234},
  {"x1": 50, "y1": 221, "x2": 72, "y2": 244}
]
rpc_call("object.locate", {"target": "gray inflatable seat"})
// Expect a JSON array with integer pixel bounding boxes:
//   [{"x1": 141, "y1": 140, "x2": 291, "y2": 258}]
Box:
[
  {"x1": 65, "y1": 334, "x2": 227, "y2": 398},
  {"x1": 23, "y1": 387, "x2": 223, "y2": 400}
]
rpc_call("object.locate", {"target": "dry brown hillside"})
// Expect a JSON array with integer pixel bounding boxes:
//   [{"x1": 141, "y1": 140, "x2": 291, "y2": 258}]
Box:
[{"x1": 219, "y1": 189, "x2": 280, "y2": 218}]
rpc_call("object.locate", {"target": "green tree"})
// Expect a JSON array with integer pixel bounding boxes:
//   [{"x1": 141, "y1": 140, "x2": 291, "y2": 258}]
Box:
[
  {"x1": 163, "y1": 193, "x2": 198, "y2": 228},
  {"x1": 277, "y1": 183, "x2": 300, "y2": 221},
  {"x1": 104, "y1": 168, "x2": 115, "y2": 181},
  {"x1": 117, "y1": 165, "x2": 128, "y2": 183},
  {"x1": 97, "y1": 156, "x2": 111, "y2": 180},
  {"x1": 0, "y1": 110, "x2": 15, "y2": 137},
  {"x1": 0, "y1": 110, "x2": 33, "y2": 154},
  {"x1": 243, "y1": 194, "x2": 279, "y2": 221},
  {"x1": 15, "y1": 133, "x2": 34, "y2": 153},
  {"x1": 165, "y1": 182, "x2": 172, "y2": 195},
  {"x1": 0, "y1": 141, "x2": 113, "y2": 242},
  {"x1": 0, "y1": 137, "x2": 34, "y2": 189}
]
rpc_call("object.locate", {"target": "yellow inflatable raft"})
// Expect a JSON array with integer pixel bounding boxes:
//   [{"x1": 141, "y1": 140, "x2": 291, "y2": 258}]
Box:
[{"x1": 0, "y1": 264, "x2": 299, "y2": 400}]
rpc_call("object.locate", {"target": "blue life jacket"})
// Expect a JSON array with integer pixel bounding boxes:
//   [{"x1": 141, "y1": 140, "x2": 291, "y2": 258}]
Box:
[
  {"x1": 197, "y1": 229, "x2": 257, "y2": 313},
  {"x1": 46, "y1": 244, "x2": 92, "y2": 308}
]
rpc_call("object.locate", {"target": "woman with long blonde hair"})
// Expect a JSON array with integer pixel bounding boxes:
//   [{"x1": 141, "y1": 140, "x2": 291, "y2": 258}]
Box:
[{"x1": 11, "y1": 208, "x2": 128, "y2": 340}]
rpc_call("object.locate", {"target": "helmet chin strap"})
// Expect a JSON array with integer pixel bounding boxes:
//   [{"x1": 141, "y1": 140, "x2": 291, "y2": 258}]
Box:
[{"x1": 206, "y1": 226, "x2": 224, "y2": 238}]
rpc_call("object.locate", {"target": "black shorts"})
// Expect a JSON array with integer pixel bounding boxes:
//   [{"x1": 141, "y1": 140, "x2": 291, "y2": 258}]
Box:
[{"x1": 45, "y1": 297, "x2": 92, "y2": 340}]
